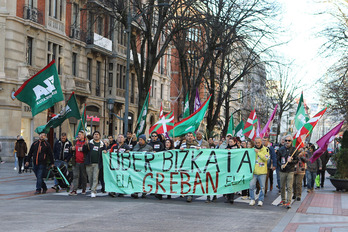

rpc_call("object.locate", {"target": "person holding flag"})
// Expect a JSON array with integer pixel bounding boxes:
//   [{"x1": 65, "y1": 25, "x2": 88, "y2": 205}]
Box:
[{"x1": 277, "y1": 135, "x2": 299, "y2": 208}]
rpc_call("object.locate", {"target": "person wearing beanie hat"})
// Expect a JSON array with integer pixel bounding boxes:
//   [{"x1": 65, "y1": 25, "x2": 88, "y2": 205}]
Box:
[
  {"x1": 133, "y1": 134, "x2": 153, "y2": 152},
  {"x1": 138, "y1": 134, "x2": 147, "y2": 142}
]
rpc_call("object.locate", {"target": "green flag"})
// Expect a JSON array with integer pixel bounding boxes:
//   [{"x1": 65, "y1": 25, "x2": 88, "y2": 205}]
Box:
[
  {"x1": 75, "y1": 104, "x2": 87, "y2": 137},
  {"x1": 227, "y1": 114, "x2": 234, "y2": 135},
  {"x1": 183, "y1": 93, "x2": 190, "y2": 118},
  {"x1": 136, "y1": 88, "x2": 151, "y2": 136},
  {"x1": 294, "y1": 92, "x2": 309, "y2": 131},
  {"x1": 234, "y1": 121, "x2": 245, "y2": 140},
  {"x1": 35, "y1": 92, "x2": 81, "y2": 134},
  {"x1": 14, "y1": 60, "x2": 64, "y2": 117},
  {"x1": 169, "y1": 95, "x2": 211, "y2": 137}
]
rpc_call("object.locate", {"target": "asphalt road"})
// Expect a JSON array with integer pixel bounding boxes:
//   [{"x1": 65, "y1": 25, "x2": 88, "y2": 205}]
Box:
[{"x1": 0, "y1": 162, "x2": 288, "y2": 232}]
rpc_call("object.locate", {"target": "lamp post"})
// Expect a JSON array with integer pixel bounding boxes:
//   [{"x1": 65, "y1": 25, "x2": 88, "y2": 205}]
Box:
[{"x1": 124, "y1": 3, "x2": 169, "y2": 136}]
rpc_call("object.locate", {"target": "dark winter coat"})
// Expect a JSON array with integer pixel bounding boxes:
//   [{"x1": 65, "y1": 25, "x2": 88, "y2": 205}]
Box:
[
  {"x1": 277, "y1": 145, "x2": 299, "y2": 173},
  {"x1": 27, "y1": 140, "x2": 54, "y2": 166},
  {"x1": 133, "y1": 143, "x2": 153, "y2": 152},
  {"x1": 15, "y1": 139, "x2": 27, "y2": 158},
  {"x1": 148, "y1": 139, "x2": 164, "y2": 152},
  {"x1": 53, "y1": 139, "x2": 73, "y2": 162},
  {"x1": 83, "y1": 140, "x2": 106, "y2": 168}
]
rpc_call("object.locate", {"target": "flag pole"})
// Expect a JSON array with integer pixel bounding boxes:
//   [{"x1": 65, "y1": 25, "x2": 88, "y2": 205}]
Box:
[{"x1": 281, "y1": 112, "x2": 326, "y2": 169}]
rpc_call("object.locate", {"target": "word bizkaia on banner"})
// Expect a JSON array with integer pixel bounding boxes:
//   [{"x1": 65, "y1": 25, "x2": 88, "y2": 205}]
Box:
[{"x1": 103, "y1": 149, "x2": 256, "y2": 195}]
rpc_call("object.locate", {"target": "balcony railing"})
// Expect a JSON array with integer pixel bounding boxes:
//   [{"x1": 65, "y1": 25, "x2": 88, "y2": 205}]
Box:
[
  {"x1": 47, "y1": 16, "x2": 65, "y2": 34},
  {"x1": 23, "y1": 5, "x2": 43, "y2": 24},
  {"x1": 70, "y1": 26, "x2": 80, "y2": 40}
]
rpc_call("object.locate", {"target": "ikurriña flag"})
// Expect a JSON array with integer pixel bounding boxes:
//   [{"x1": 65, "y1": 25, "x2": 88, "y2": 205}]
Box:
[
  {"x1": 293, "y1": 107, "x2": 327, "y2": 149},
  {"x1": 243, "y1": 109, "x2": 258, "y2": 140},
  {"x1": 149, "y1": 111, "x2": 174, "y2": 135},
  {"x1": 35, "y1": 92, "x2": 81, "y2": 134},
  {"x1": 14, "y1": 60, "x2": 64, "y2": 117}
]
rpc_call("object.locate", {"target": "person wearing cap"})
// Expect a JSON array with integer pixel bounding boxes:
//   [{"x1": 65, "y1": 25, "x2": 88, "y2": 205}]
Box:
[
  {"x1": 25, "y1": 132, "x2": 54, "y2": 194},
  {"x1": 133, "y1": 134, "x2": 153, "y2": 152},
  {"x1": 15, "y1": 136, "x2": 27, "y2": 174},
  {"x1": 196, "y1": 131, "x2": 209, "y2": 148},
  {"x1": 84, "y1": 131, "x2": 106, "y2": 198},
  {"x1": 219, "y1": 134, "x2": 233, "y2": 149}
]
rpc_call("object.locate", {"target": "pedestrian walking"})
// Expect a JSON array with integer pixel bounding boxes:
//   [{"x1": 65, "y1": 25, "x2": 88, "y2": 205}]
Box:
[
  {"x1": 25, "y1": 132, "x2": 54, "y2": 194},
  {"x1": 14, "y1": 136, "x2": 27, "y2": 174}
]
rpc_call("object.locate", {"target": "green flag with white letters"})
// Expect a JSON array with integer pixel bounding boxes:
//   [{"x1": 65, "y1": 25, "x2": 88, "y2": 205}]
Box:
[
  {"x1": 14, "y1": 60, "x2": 64, "y2": 117},
  {"x1": 35, "y1": 92, "x2": 81, "y2": 134}
]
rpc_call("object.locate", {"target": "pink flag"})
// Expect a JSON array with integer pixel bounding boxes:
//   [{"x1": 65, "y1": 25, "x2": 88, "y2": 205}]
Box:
[
  {"x1": 310, "y1": 120, "x2": 345, "y2": 163},
  {"x1": 194, "y1": 89, "x2": 201, "y2": 112},
  {"x1": 260, "y1": 104, "x2": 278, "y2": 138}
]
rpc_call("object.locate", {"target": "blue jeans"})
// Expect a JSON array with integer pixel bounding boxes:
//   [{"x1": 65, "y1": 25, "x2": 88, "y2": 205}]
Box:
[
  {"x1": 54, "y1": 160, "x2": 68, "y2": 186},
  {"x1": 306, "y1": 170, "x2": 317, "y2": 190},
  {"x1": 249, "y1": 174, "x2": 266, "y2": 201},
  {"x1": 276, "y1": 167, "x2": 281, "y2": 188},
  {"x1": 33, "y1": 164, "x2": 47, "y2": 191}
]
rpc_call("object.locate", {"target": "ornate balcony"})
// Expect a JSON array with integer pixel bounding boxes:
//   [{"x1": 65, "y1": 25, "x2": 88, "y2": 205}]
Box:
[{"x1": 23, "y1": 5, "x2": 43, "y2": 24}]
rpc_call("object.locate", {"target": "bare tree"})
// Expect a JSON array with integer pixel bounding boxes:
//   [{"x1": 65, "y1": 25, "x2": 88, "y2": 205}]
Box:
[
  {"x1": 105, "y1": 0, "x2": 196, "y2": 117},
  {"x1": 173, "y1": 0, "x2": 280, "y2": 136},
  {"x1": 267, "y1": 65, "x2": 300, "y2": 140},
  {"x1": 318, "y1": 1, "x2": 348, "y2": 125}
]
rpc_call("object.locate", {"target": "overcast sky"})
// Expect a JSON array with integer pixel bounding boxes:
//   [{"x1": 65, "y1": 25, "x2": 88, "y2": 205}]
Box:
[{"x1": 274, "y1": 0, "x2": 338, "y2": 105}]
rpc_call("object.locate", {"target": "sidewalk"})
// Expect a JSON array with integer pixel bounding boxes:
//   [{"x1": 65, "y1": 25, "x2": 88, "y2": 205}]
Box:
[{"x1": 273, "y1": 175, "x2": 348, "y2": 232}]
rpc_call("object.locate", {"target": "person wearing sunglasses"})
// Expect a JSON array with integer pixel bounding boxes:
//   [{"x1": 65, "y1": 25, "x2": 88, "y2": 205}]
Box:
[
  {"x1": 277, "y1": 135, "x2": 299, "y2": 209},
  {"x1": 149, "y1": 132, "x2": 164, "y2": 152}
]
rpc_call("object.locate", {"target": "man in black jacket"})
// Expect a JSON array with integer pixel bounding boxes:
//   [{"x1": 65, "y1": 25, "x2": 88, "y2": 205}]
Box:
[
  {"x1": 148, "y1": 132, "x2": 164, "y2": 152},
  {"x1": 26, "y1": 132, "x2": 54, "y2": 194},
  {"x1": 52, "y1": 132, "x2": 72, "y2": 190},
  {"x1": 84, "y1": 131, "x2": 106, "y2": 197},
  {"x1": 277, "y1": 135, "x2": 299, "y2": 208}
]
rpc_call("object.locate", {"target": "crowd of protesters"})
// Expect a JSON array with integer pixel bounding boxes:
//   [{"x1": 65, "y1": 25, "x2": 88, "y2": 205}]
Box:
[{"x1": 14, "y1": 130, "x2": 330, "y2": 208}]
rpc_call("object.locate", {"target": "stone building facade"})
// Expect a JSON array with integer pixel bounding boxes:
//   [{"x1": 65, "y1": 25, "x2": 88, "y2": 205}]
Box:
[{"x1": 0, "y1": 0, "x2": 172, "y2": 161}]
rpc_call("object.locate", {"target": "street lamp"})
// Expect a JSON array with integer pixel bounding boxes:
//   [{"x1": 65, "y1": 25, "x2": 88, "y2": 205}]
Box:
[{"x1": 124, "y1": 2, "x2": 170, "y2": 135}]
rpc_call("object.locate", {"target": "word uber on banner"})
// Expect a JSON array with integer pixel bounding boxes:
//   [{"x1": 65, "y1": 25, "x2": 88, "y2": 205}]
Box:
[{"x1": 103, "y1": 148, "x2": 256, "y2": 196}]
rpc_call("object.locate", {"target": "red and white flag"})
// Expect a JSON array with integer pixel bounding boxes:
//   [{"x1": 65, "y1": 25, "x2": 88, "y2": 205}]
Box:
[
  {"x1": 293, "y1": 107, "x2": 327, "y2": 148},
  {"x1": 243, "y1": 109, "x2": 258, "y2": 140}
]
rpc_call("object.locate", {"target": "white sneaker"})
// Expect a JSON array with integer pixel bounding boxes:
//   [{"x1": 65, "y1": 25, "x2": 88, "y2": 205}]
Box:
[
  {"x1": 14, "y1": 167, "x2": 17, "y2": 170},
  {"x1": 249, "y1": 200, "x2": 255, "y2": 206},
  {"x1": 258, "y1": 201, "x2": 263, "y2": 206},
  {"x1": 91, "y1": 192, "x2": 96, "y2": 198}
]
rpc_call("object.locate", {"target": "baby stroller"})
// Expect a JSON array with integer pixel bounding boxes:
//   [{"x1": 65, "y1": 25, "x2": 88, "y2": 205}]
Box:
[
  {"x1": 47, "y1": 162, "x2": 71, "y2": 192},
  {"x1": 24, "y1": 155, "x2": 32, "y2": 173}
]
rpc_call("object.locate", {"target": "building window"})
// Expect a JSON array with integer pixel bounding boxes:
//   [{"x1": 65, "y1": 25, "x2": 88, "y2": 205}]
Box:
[
  {"x1": 118, "y1": 23, "x2": 126, "y2": 46},
  {"x1": 160, "y1": 56, "x2": 164, "y2": 74},
  {"x1": 87, "y1": 58, "x2": 92, "y2": 90},
  {"x1": 108, "y1": 63, "x2": 113, "y2": 87},
  {"x1": 72, "y1": 52, "x2": 77, "y2": 76},
  {"x1": 116, "y1": 64, "x2": 126, "y2": 89},
  {"x1": 238, "y1": 90, "x2": 243, "y2": 103},
  {"x1": 160, "y1": 84, "x2": 164, "y2": 100},
  {"x1": 72, "y1": 3, "x2": 79, "y2": 26},
  {"x1": 109, "y1": 16, "x2": 114, "y2": 41},
  {"x1": 47, "y1": 41, "x2": 63, "y2": 74},
  {"x1": 151, "y1": 79, "x2": 157, "y2": 98},
  {"x1": 26, "y1": 37, "x2": 33, "y2": 65},
  {"x1": 96, "y1": 61, "x2": 101, "y2": 96},
  {"x1": 97, "y1": 17, "x2": 103, "y2": 35}
]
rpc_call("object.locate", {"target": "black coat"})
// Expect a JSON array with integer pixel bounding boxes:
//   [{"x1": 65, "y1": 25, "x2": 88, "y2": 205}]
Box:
[
  {"x1": 83, "y1": 140, "x2": 106, "y2": 168},
  {"x1": 277, "y1": 146, "x2": 299, "y2": 173},
  {"x1": 53, "y1": 139, "x2": 73, "y2": 162},
  {"x1": 27, "y1": 140, "x2": 54, "y2": 166},
  {"x1": 148, "y1": 139, "x2": 164, "y2": 152}
]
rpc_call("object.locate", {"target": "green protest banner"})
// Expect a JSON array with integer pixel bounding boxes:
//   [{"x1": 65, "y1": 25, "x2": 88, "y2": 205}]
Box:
[{"x1": 103, "y1": 148, "x2": 256, "y2": 195}]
